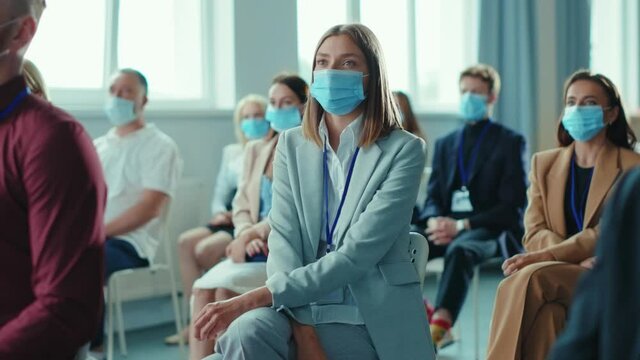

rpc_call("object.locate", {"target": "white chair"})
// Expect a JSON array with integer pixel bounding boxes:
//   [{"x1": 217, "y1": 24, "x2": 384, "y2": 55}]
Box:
[{"x1": 106, "y1": 201, "x2": 184, "y2": 360}]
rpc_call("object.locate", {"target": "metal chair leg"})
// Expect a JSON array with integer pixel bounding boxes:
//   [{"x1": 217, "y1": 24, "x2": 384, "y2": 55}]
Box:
[
  {"x1": 114, "y1": 277, "x2": 127, "y2": 356},
  {"x1": 107, "y1": 283, "x2": 114, "y2": 360},
  {"x1": 473, "y1": 266, "x2": 480, "y2": 360}
]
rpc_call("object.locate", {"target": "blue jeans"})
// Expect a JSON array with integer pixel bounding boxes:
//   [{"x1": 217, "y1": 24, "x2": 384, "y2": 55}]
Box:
[{"x1": 92, "y1": 238, "x2": 149, "y2": 348}]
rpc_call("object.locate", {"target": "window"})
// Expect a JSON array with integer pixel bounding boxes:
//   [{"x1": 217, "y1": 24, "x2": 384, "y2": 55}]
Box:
[
  {"x1": 25, "y1": 0, "x2": 229, "y2": 110},
  {"x1": 296, "y1": 0, "x2": 479, "y2": 112},
  {"x1": 296, "y1": 0, "x2": 348, "y2": 85},
  {"x1": 118, "y1": 0, "x2": 203, "y2": 100},
  {"x1": 27, "y1": 0, "x2": 106, "y2": 89},
  {"x1": 590, "y1": 0, "x2": 639, "y2": 111}
]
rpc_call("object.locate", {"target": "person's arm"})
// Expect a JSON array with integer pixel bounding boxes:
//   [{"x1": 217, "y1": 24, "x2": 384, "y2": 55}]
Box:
[
  {"x1": 466, "y1": 134, "x2": 527, "y2": 230},
  {"x1": 232, "y1": 142, "x2": 258, "y2": 237},
  {"x1": 522, "y1": 153, "x2": 565, "y2": 252},
  {"x1": 264, "y1": 132, "x2": 311, "y2": 323},
  {"x1": 419, "y1": 138, "x2": 445, "y2": 222},
  {"x1": 544, "y1": 226, "x2": 599, "y2": 263},
  {"x1": 0, "y1": 121, "x2": 107, "y2": 357},
  {"x1": 105, "y1": 189, "x2": 169, "y2": 237},
  {"x1": 267, "y1": 137, "x2": 426, "y2": 310},
  {"x1": 210, "y1": 145, "x2": 239, "y2": 218}
]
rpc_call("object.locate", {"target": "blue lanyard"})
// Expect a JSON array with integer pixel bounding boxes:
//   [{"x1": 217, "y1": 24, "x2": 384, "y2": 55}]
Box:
[
  {"x1": 570, "y1": 156, "x2": 593, "y2": 231},
  {"x1": 457, "y1": 121, "x2": 492, "y2": 188},
  {"x1": 323, "y1": 139, "x2": 360, "y2": 253},
  {"x1": 0, "y1": 88, "x2": 30, "y2": 121}
]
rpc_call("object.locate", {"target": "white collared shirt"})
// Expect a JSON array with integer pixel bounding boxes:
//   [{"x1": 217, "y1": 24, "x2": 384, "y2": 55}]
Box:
[
  {"x1": 94, "y1": 123, "x2": 183, "y2": 260},
  {"x1": 318, "y1": 114, "x2": 364, "y2": 250}
]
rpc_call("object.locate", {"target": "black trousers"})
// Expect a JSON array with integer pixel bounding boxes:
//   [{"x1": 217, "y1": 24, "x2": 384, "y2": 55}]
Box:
[{"x1": 428, "y1": 228, "x2": 499, "y2": 324}]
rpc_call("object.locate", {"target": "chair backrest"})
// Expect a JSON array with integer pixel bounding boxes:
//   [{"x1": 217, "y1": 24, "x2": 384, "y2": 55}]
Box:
[
  {"x1": 73, "y1": 343, "x2": 89, "y2": 360},
  {"x1": 409, "y1": 232, "x2": 429, "y2": 287}
]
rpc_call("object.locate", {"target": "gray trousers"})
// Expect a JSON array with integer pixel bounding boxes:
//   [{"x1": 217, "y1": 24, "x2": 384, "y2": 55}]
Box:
[{"x1": 206, "y1": 307, "x2": 378, "y2": 360}]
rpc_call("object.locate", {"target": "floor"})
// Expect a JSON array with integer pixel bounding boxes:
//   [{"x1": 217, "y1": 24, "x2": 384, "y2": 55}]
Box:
[{"x1": 109, "y1": 265, "x2": 505, "y2": 360}]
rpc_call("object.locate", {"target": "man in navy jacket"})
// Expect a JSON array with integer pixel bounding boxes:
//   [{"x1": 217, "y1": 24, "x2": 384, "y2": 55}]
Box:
[{"x1": 418, "y1": 64, "x2": 527, "y2": 349}]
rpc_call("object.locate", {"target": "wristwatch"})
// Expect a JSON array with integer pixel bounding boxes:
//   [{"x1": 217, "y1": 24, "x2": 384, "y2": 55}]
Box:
[{"x1": 456, "y1": 219, "x2": 466, "y2": 232}]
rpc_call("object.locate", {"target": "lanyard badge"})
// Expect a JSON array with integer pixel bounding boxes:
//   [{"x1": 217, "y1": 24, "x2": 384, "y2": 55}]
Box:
[
  {"x1": 323, "y1": 138, "x2": 360, "y2": 253},
  {"x1": 452, "y1": 122, "x2": 492, "y2": 212}
]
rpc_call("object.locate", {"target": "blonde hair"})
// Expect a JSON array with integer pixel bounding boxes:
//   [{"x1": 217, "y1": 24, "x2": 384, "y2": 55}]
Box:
[
  {"x1": 302, "y1": 24, "x2": 401, "y2": 148},
  {"x1": 233, "y1": 94, "x2": 268, "y2": 144},
  {"x1": 23, "y1": 59, "x2": 49, "y2": 100},
  {"x1": 459, "y1": 63, "x2": 501, "y2": 97}
]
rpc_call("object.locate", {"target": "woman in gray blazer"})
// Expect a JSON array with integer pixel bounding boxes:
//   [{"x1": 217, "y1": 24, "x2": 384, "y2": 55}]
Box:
[{"x1": 193, "y1": 24, "x2": 436, "y2": 360}]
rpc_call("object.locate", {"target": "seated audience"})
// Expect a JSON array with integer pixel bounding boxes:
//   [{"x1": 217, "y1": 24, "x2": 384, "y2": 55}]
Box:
[
  {"x1": 188, "y1": 74, "x2": 308, "y2": 360},
  {"x1": 418, "y1": 64, "x2": 527, "y2": 348},
  {"x1": 548, "y1": 167, "x2": 640, "y2": 360},
  {"x1": 165, "y1": 94, "x2": 270, "y2": 345},
  {"x1": 487, "y1": 70, "x2": 640, "y2": 360},
  {"x1": 0, "y1": 1, "x2": 107, "y2": 358},
  {"x1": 91, "y1": 68, "x2": 183, "y2": 354}
]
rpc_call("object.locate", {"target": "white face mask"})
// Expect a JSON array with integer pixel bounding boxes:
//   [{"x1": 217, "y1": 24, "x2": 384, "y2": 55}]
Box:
[{"x1": 0, "y1": 17, "x2": 24, "y2": 58}]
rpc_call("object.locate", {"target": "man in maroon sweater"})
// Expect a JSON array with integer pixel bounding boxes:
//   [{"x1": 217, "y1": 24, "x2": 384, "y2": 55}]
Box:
[{"x1": 0, "y1": 1, "x2": 107, "y2": 359}]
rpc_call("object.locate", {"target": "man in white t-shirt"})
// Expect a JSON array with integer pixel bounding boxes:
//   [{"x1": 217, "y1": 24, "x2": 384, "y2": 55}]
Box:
[{"x1": 91, "y1": 68, "x2": 182, "y2": 352}]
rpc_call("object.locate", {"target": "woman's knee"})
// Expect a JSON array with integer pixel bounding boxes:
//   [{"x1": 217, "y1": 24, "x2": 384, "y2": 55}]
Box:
[
  {"x1": 179, "y1": 227, "x2": 212, "y2": 251},
  {"x1": 225, "y1": 308, "x2": 290, "y2": 343},
  {"x1": 195, "y1": 233, "x2": 232, "y2": 268}
]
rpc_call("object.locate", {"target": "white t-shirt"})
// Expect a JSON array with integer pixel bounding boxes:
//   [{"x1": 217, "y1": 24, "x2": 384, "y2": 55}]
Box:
[
  {"x1": 210, "y1": 143, "x2": 245, "y2": 215},
  {"x1": 94, "y1": 123, "x2": 182, "y2": 260}
]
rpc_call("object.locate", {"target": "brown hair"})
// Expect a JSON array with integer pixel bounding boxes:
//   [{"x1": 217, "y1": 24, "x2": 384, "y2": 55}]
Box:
[
  {"x1": 271, "y1": 72, "x2": 308, "y2": 104},
  {"x1": 302, "y1": 24, "x2": 401, "y2": 147},
  {"x1": 459, "y1": 63, "x2": 501, "y2": 96},
  {"x1": 557, "y1": 70, "x2": 636, "y2": 149},
  {"x1": 393, "y1": 91, "x2": 425, "y2": 140}
]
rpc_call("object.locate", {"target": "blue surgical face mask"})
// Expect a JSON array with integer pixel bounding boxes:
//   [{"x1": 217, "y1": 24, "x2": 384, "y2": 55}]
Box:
[
  {"x1": 240, "y1": 118, "x2": 270, "y2": 140},
  {"x1": 104, "y1": 96, "x2": 138, "y2": 126},
  {"x1": 265, "y1": 105, "x2": 302, "y2": 132},
  {"x1": 310, "y1": 69, "x2": 366, "y2": 116},
  {"x1": 561, "y1": 105, "x2": 606, "y2": 142},
  {"x1": 459, "y1": 92, "x2": 488, "y2": 121}
]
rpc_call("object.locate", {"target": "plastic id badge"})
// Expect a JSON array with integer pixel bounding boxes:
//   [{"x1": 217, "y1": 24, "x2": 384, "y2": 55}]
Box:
[{"x1": 451, "y1": 188, "x2": 474, "y2": 212}]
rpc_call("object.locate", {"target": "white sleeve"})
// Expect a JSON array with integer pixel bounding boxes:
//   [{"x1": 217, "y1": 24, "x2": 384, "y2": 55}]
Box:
[
  {"x1": 210, "y1": 145, "x2": 239, "y2": 215},
  {"x1": 141, "y1": 140, "x2": 182, "y2": 198}
]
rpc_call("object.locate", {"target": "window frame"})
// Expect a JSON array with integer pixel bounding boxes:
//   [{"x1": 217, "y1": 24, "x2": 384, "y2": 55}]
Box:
[
  {"x1": 31, "y1": 0, "x2": 233, "y2": 114},
  {"x1": 297, "y1": 0, "x2": 479, "y2": 114}
]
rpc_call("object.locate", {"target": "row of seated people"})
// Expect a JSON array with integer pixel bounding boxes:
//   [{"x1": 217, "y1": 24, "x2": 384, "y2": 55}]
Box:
[
  {"x1": 168, "y1": 62, "x2": 640, "y2": 360},
  {"x1": 3, "y1": 12, "x2": 636, "y2": 359}
]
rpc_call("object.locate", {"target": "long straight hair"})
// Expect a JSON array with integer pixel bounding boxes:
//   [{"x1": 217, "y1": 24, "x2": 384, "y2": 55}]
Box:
[{"x1": 302, "y1": 24, "x2": 401, "y2": 147}]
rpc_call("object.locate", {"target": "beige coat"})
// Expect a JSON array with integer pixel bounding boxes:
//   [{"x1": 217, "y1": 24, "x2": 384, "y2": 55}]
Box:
[
  {"x1": 487, "y1": 142, "x2": 640, "y2": 360},
  {"x1": 232, "y1": 135, "x2": 278, "y2": 239}
]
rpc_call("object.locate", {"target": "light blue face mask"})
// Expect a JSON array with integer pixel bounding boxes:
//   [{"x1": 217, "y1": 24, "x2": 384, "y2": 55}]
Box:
[
  {"x1": 240, "y1": 118, "x2": 270, "y2": 140},
  {"x1": 459, "y1": 92, "x2": 488, "y2": 121},
  {"x1": 265, "y1": 105, "x2": 301, "y2": 132},
  {"x1": 310, "y1": 69, "x2": 366, "y2": 116},
  {"x1": 561, "y1": 105, "x2": 606, "y2": 142},
  {"x1": 104, "y1": 96, "x2": 138, "y2": 126}
]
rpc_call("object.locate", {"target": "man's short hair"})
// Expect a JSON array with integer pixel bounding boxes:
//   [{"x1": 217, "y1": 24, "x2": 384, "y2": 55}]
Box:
[
  {"x1": 118, "y1": 68, "x2": 149, "y2": 97},
  {"x1": 459, "y1": 64, "x2": 501, "y2": 96},
  {"x1": 7, "y1": 0, "x2": 46, "y2": 20}
]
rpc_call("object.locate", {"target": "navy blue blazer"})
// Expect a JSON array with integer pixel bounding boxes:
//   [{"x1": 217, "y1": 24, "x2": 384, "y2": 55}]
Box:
[{"x1": 419, "y1": 121, "x2": 527, "y2": 240}]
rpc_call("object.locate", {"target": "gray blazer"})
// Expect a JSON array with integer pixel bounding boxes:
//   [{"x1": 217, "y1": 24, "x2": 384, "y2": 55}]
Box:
[{"x1": 266, "y1": 127, "x2": 435, "y2": 360}]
